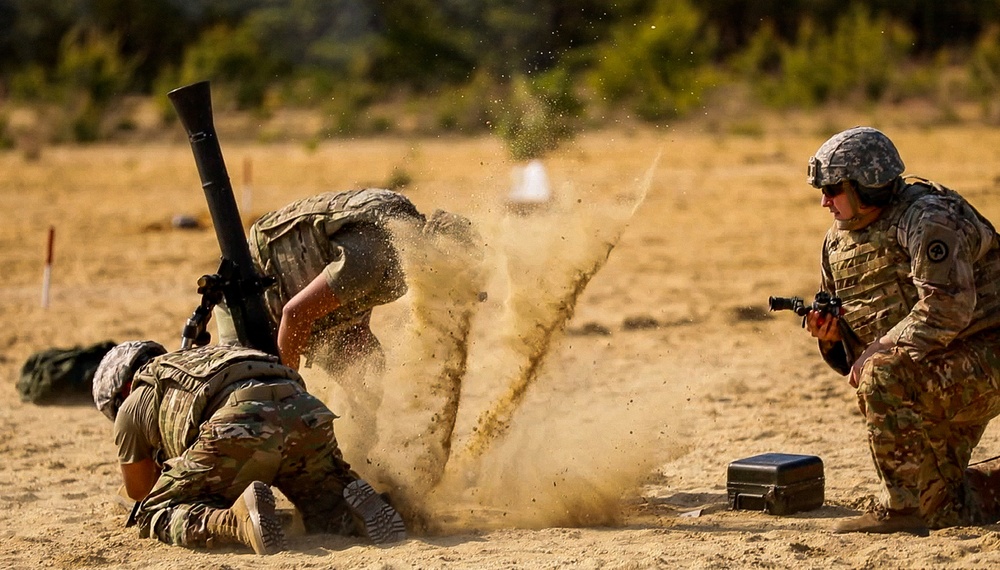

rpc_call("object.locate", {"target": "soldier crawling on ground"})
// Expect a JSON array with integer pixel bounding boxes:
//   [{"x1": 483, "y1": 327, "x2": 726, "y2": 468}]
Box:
[{"x1": 92, "y1": 340, "x2": 406, "y2": 554}]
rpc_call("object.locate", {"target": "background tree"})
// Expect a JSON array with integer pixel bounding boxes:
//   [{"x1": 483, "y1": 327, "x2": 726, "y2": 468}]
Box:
[{"x1": 4, "y1": 0, "x2": 1000, "y2": 143}]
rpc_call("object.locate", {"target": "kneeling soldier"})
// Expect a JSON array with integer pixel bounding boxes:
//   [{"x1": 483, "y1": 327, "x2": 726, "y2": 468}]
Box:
[{"x1": 93, "y1": 341, "x2": 406, "y2": 554}]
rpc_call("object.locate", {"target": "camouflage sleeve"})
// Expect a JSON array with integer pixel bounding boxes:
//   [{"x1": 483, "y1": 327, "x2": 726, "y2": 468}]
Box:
[
  {"x1": 321, "y1": 224, "x2": 400, "y2": 304},
  {"x1": 885, "y1": 196, "x2": 981, "y2": 361}
]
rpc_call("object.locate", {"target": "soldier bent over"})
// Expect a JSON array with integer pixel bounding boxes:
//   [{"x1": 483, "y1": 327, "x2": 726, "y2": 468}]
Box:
[{"x1": 92, "y1": 341, "x2": 406, "y2": 554}]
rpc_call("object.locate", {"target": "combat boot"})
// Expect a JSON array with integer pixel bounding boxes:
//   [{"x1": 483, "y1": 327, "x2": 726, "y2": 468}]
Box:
[
  {"x1": 833, "y1": 508, "x2": 929, "y2": 536},
  {"x1": 343, "y1": 479, "x2": 407, "y2": 544},
  {"x1": 967, "y1": 457, "x2": 1000, "y2": 524},
  {"x1": 207, "y1": 480, "x2": 286, "y2": 555}
]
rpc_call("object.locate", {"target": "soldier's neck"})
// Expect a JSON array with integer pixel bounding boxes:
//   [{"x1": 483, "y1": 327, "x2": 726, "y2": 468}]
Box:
[{"x1": 837, "y1": 206, "x2": 883, "y2": 231}]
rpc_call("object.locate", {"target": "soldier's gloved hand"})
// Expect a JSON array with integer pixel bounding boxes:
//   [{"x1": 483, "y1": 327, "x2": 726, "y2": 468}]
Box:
[{"x1": 805, "y1": 310, "x2": 842, "y2": 342}]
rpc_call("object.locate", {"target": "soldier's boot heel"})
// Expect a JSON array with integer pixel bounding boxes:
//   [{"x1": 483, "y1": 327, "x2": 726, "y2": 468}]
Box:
[
  {"x1": 968, "y1": 458, "x2": 1000, "y2": 524},
  {"x1": 209, "y1": 480, "x2": 286, "y2": 555},
  {"x1": 343, "y1": 479, "x2": 407, "y2": 544}
]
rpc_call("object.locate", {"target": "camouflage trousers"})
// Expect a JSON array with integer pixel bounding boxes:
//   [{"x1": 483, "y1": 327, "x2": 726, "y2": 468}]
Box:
[
  {"x1": 857, "y1": 329, "x2": 1000, "y2": 528},
  {"x1": 136, "y1": 383, "x2": 358, "y2": 548}
]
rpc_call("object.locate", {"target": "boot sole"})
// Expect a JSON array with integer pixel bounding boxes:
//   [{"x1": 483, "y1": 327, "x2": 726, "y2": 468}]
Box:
[
  {"x1": 242, "y1": 481, "x2": 287, "y2": 555},
  {"x1": 343, "y1": 480, "x2": 407, "y2": 544}
]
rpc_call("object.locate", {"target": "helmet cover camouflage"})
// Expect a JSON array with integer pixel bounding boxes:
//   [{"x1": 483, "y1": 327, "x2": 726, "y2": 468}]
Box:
[
  {"x1": 807, "y1": 127, "x2": 904, "y2": 189},
  {"x1": 92, "y1": 340, "x2": 167, "y2": 421}
]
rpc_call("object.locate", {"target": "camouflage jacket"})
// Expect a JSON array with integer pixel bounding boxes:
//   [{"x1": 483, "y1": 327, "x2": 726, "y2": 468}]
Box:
[
  {"x1": 132, "y1": 344, "x2": 303, "y2": 459},
  {"x1": 819, "y1": 177, "x2": 1000, "y2": 369},
  {"x1": 248, "y1": 189, "x2": 423, "y2": 330}
]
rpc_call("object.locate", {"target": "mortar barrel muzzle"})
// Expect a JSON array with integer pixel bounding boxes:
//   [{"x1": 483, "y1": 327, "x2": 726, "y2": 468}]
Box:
[{"x1": 168, "y1": 80, "x2": 215, "y2": 138}]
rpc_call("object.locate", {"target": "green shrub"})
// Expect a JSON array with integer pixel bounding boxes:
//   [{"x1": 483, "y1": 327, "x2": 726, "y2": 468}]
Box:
[
  {"x1": 8, "y1": 65, "x2": 52, "y2": 102},
  {"x1": 316, "y1": 82, "x2": 376, "y2": 137},
  {"x1": 588, "y1": 0, "x2": 717, "y2": 121},
  {"x1": 54, "y1": 27, "x2": 138, "y2": 142},
  {"x1": 174, "y1": 24, "x2": 276, "y2": 109},
  {"x1": 433, "y1": 71, "x2": 497, "y2": 133},
  {"x1": 370, "y1": 115, "x2": 394, "y2": 133},
  {"x1": 491, "y1": 70, "x2": 580, "y2": 161},
  {"x1": 730, "y1": 22, "x2": 781, "y2": 78},
  {"x1": 728, "y1": 120, "x2": 765, "y2": 138},
  {"x1": 739, "y1": 6, "x2": 913, "y2": 108},
  {"x1": 57, "y1": 27, "x2": 135, "y2": 106},
  {"x1": 436, "y1": 109, "x2": 459, "y2": 131},
  {"x1": 890, "y1": 55, "x2": 944, "y2": 103},
  {"x1": 0, "y1": 115, "x2": 14, "y2": 150},
  {"x1": 69, "y1": 99, "x2": 102, "y2": 142},
  {"x1": 969, "y1": 26, "x2": 1000, "y2": 122},
  {"x1": 115, "y1": 117, "x2": 138, "y2": 132},
  {"x1": 302, "y1": 137, "x2": 320, "y2": 152},
  {"x1": 151, "y1": 66, "x2": 182, "y2": 124}
]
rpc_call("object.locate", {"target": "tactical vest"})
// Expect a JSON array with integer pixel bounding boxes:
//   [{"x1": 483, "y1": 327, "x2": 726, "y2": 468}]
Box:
[
  {"x1": 133, "y1": 344, "x2": 303, "y2": 459},
  {"x1": 826, "y1": 178, "x2": 1000, "y2": 347},
  {"x1": 248, "y1": 189, "x2": 422, "y2": 329}
]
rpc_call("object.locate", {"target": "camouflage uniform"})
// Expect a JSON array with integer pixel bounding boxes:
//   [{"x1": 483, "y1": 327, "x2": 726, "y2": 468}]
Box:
[
  {"x1": 119, "y1": 344, "x2": 359, "y2": 547},
  {"x1": 216, "y1": 189, "x2": 423, "y2": 357},
  {"x1": 213, "y1": 190, "x2": 424, "y2": 448},
  {"x1": 819, "y1": 178, "x2": 1000, "y2": 527},
  {"x1": 210, "y1": 189, "x2": 426, "y2": 460}
]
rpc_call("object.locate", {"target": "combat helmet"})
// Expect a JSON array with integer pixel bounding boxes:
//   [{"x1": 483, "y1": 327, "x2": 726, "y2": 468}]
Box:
[
  {"x1": 92, "y1": 340, "x2": 166, "y2": 421},
  {"x1": 807, "y1": 127, "x2": 904, "y2": 205}
]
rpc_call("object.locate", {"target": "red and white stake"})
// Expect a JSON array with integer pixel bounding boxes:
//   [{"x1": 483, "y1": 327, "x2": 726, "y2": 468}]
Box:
[{"x1": 41, "y1": 225, "x2": 54, "y2": 309}]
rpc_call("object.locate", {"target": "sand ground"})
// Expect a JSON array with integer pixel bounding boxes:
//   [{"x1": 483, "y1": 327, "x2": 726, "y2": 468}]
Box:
[{"x1": 3, "y1": 110, "x2": 1000, "y2": 569}]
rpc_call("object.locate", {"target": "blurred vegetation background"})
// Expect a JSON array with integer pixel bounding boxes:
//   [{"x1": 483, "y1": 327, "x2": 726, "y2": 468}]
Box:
[{"x1": 2, "y1": 0, "x2": 1000, "y2": 156}]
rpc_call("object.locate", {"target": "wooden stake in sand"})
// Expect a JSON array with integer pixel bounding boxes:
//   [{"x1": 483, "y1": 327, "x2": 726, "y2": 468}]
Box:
[{"x1": 41, "y1": 225, "x2": 54, "y2": 309}]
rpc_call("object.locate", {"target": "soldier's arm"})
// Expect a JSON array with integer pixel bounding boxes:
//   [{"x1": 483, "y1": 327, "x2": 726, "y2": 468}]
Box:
[
  {"x1": 886, "y1": 198, "x2": 979, "y2": 361},
  {"x1": 120, "y1": 459, "x2": 159, "y2": 501},
  {"x1": 276, "y1": 225, "x2": 392, "y2": 369},
  {"x1": 278, "y1": 273, "x2": 342, "y2": 370},
  {"x1": 113, "y1": 386, "x2": 162, "y2": 501}
]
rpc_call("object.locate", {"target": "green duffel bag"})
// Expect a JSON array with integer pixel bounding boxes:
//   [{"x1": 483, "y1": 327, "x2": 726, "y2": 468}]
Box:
[{"x1": 17, "y1": 341, "x2": 117, "y2": 404}]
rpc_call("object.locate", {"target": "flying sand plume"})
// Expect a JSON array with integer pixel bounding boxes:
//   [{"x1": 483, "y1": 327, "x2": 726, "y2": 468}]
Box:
[
  {"x1": 345, "y1": 153, "x2": 675, "y2": 532},
  {"x1": 364, "y1": 214, "x2": 489, "y2": 513},
  {"x1": 459, "y1": 153, "x2": 661, "y2": 461}
]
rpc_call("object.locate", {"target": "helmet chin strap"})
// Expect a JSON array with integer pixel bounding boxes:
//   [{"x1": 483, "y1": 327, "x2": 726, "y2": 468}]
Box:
[{"x1": 836, "y1": 183, "x2": 883, "y2": 230}]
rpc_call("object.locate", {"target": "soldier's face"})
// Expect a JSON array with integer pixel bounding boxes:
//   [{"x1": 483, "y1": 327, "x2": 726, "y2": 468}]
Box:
[
  {"x1": 821, "y1": 181, "x2": 876, "y2": 222},
  {"x1": 821, "y1": 182, "x2": 851, "y2": 220},
  {"x1": 820, "y1": 181, "x2": 880, "y2": 230}
]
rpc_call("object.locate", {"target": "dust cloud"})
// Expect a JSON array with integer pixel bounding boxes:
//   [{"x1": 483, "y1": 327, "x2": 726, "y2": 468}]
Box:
[{"x1": 312, "y1": 154, "x2": 689, "y2": 533}]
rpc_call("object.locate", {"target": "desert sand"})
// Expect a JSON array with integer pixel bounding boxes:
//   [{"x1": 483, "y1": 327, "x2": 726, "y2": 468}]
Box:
[{"x1": 3, "y1": 109, "x2": 1000, "y2": 569}]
